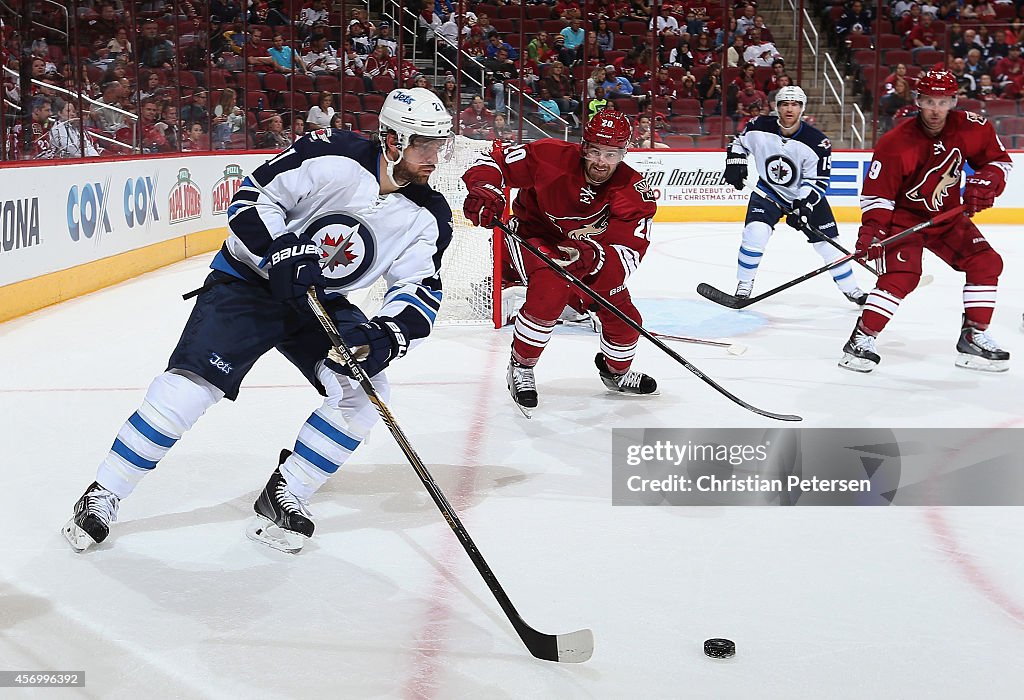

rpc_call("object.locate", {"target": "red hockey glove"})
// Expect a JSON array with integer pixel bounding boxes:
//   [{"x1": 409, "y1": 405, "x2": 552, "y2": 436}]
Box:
[
  {"x1": 463, "y1": 183, "x2": 506, "y2": 227},
  {"x1": 855, "y1": 225, "x2": 886, "y2": 261},
  {"x1": 556, "y1": 238, "x2": 606, "y2": 279},
  {"x1": 963, "y1": 164, "x2": 1007, "y2": 217}
]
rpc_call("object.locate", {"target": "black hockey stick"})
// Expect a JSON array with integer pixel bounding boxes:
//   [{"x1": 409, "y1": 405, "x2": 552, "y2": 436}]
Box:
[
  {"x1": 787, "y1": 213, "x2": 935, "y2": 287},
  {"x1": 305, "y1": 290, "x2": 593, "y2": 664},
  {"x1": 493, "y1": 221, "x2": 801, "y2": 422},
  {"x1": 698, "y1": 206, "x2": 965, "y2": 310},
  {"x1": 781, "y1": 203, "x2": 879, "y2": 277}
]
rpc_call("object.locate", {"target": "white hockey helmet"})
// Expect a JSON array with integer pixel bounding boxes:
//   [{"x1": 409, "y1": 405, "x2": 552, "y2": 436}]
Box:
[
  {"x1": 774, "y1": 84, "x2": 807, "y2": 117},
  {"x1": 378, "y1": 87, "x2": 453, "y2": 149}
]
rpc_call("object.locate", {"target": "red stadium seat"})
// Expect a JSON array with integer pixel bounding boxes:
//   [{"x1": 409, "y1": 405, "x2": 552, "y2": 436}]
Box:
[
  {"x1": 291, "y1": 73, "x2": 315, "y2": 93},
  {"x1": 694, "y1": 135, "x2": 727, "y2": 149},
  {"x1": 884, "y1": 49, "x2": 912, "y2": 67},
  {"x1": 667, "y1": 116, "x2": 701, "y2": 134},
  {"x1": 985, "y1": 99, "x2": 1018, "y2": 117},
  {"x1": 315, "y1": 75, "x2": 339, "y2": 93},
  {"x1": 357, "y1": 113, "x2": 380, "y2": 132},
  {"x1": 341, "y1": 93, "x2": 362, "y2": 113},
  {"x1": 673, "y1": 98, "x2": 702, "y2": 116},
  {"x1": 876, "y1": 34, "x2": 904, "y2": 51},
  {"x1": 372, "y1": 75, "x2": 396, "y2": 93},
  {"x1": 663, "y1": 135, "x2": 696, "y2": 149},
  {"x1": 913, "y1": 49, "x2": 945, "y2": 67},
  {"x1": 996, "y1": 116, "x2": 1024, "y2": 135},
  {"x1": 361, "y1": 93, "x2": 385, "y2": 113},
  {"x1": 263, "y1": 72, "x2": 289, "y2": 95}
]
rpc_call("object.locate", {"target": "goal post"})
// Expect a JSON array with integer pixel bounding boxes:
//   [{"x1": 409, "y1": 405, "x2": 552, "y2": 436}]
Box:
[{"x1": 359, "y1": 136, "x2": 505, "y2": 328}]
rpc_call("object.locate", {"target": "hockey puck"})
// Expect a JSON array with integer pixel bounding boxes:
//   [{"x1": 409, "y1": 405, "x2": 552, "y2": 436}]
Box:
[{"x1": 704, "y1": 638, "x2": 736, "y2": 659}]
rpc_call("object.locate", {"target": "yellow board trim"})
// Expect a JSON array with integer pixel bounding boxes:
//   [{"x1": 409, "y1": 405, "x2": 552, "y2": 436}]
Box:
[
  {"x1": 0, "y1": 227, "x2": 226, "y2": 323},
  {"x1": 654, "y1": 206, "x2": 1024, "y2": 224}
]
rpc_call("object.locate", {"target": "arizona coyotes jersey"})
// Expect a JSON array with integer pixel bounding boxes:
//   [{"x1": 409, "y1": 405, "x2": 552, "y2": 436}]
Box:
[
  {"x1": 466, "y1": 139, "x2": 657, "y2": 288},
  {"x1": 728, "y1": 116, "x2": 832, "y2": 205},
  {"x1": 860, "y1": 110, "x2": 1012, "y2": 232}
]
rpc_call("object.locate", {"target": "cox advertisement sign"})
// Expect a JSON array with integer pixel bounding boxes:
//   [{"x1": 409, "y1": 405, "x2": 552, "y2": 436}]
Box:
[{"x1": 67, "y1": 174, "x2": 160, "y2": 240}]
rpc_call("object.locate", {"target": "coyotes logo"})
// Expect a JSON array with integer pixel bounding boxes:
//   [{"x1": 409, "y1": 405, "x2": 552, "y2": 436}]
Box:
[
  {"x1": 906, "y1": 147, "x2": 963, "y2": 212},
  {"x1": 546, "y1": 205, "x2": 610, "y2": 240}
]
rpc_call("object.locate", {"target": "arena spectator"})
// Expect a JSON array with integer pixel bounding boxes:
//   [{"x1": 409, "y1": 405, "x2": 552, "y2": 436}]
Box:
[
  {"x1": 306, "y1": 91, "x2": 336, "y2": 129},
  {"x1": 460, "y1": 94, "x2": 495, "y2": 138}
]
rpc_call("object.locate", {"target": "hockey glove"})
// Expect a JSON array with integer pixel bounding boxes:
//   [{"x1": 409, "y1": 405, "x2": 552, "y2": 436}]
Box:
[
  {"x1": 556, "y1": 238, "x2": 605, "y2": 279},
  {"x1": 963, "y1": 164, "x2": 1007, "y2": 217},
  {"x1": 325, "y1": 318, "x2": 409, "y2": 378},
  {"x1": 723, "y1": 153, "x2": 748, "y2": 191},
  {"x1": 786, "y1": 190, "x2": 823, "y2": 231},
  {"x1": 463, "y1": 183, "x2": 506, "y2": 227},
  {"x1": 855, "y1": 225, "x2": 886, "y2": 261},
  {"x1": 261, "y1": 233, "x2": 326, "y2": 308}
]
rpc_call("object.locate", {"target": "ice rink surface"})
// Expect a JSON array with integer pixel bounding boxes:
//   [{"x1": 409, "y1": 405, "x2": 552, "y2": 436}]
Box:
[{"x1": 2, "y1": 222, "x2": 1022, "y2": 699}]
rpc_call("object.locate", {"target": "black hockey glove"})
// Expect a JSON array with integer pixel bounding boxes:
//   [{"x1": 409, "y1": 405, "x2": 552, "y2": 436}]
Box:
[
  {"x1": 261, "y1": 233, "x2": 326, "y2": 309},
  {"x1": 786, "y1": 190, "x2": 823, "y2": 231},
  {"x1": 723, "y1": 153, "x2": 748, "y2": 191},
  {"x1": 325, "y1": 318, "x2": 409, "y2": 378}
]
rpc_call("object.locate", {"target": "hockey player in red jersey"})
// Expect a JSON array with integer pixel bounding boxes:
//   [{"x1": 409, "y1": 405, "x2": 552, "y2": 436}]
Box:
[
  {"x1": 462, "y1": 111, "x2": 659, "y2": 414},
  {"x1": 841, "y1": 69, "x2": 1013, "y2": 373}
]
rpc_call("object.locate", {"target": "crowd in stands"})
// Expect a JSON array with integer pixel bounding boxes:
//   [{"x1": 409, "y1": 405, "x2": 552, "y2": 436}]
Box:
[
  {"x1": 1, "y1": 0, "x2": 811, "y2": 160},
  {"x1": 825, "y1": 0, "x2": 1024, "y2": 140}
]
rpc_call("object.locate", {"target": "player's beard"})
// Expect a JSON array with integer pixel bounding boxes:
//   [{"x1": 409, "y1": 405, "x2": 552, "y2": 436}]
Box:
[
  {"x1": 584, "y1": 159, "x2": 617, "y2": 185},
  {"x1": 392, "y1": 158, "x2": 435, "y2": 186}
]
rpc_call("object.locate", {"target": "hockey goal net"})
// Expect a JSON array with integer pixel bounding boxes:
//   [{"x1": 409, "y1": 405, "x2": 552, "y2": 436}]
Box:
[{"x1": 359, "y1": 136, "x2": 502, "y2": 327}]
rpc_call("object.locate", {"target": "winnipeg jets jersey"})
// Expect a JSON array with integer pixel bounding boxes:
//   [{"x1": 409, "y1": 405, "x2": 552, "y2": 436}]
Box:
[
  {"x1": 216, "y1": 129, "x2": 453, "y2": 343},
  {"x1": 728, "y1": 117, "x2": 832, "y2": 206}
]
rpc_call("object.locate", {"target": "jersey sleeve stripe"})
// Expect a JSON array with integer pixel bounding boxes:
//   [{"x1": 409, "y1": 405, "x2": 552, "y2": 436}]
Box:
[
  {"x1": 611, "y1": 244, "x2": 640, "y2": 278},
  {"x1": 860, "y1": 195, "x2": 894, "y2": 212}
]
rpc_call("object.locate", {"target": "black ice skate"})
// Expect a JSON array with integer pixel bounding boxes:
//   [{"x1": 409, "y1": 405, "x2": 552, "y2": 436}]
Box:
[
  {"x1": 843, "y1": 287, "x2": 868, "y2": 306},
  {"x1": 955, "y1": 317, "x2": 1009, "y2": 372},
  {"x1": 595, "y1": 353, "x2": 659, "y2": 395},
  {"x1": 63, "y1": 481, "x2": 120, "y2": 552},
  {"x1": 246, "y1": 449, "x2": 315, "y2": 553},
  {"x1": 735, "y1": 280, "x2": 754, "y2": 299},
  {"x1": 839, "y1": 322, "x2": 881, "y2": 373},
  {"x1": 507, "y1": 359, "x2": 538, "y2": 418}
]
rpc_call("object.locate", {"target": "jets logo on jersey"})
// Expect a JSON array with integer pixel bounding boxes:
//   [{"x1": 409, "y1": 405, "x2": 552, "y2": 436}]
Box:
[
  {"x1": 546, "y1": 205, "x2": 610, "y2": 240},
  {"x1": 818, "y1": 137, "x2": 831, "y2": 150},
  {"x1": 764, "y1": 155, "x2": 798, "y2": 187},
  {"x1": 906, "y1": 147, "x2": 963, "y2": 212},
  {"x1": 302, "y1": 212, "x2": 377, "y2": 284}
]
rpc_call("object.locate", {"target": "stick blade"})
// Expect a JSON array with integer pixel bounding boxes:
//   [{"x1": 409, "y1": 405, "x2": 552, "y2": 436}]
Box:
[
  {"x1": 555, "y1": 628, "x2": 595, "y2": 663},
  {"x1": 696, "y1": 283, "x2": 742, "y2": 309},
  {"x1": 521, "y1": 625, "x2": 594, "y2": 663}
]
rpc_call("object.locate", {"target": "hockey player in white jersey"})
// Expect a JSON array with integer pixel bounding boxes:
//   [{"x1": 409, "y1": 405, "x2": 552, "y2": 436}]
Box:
[
  {"x1": 63, "y1": 88, "x2": 455, "y2": 553},
  {"x1": 723, "y1": 85, "x2": 866, "y2": 304}
]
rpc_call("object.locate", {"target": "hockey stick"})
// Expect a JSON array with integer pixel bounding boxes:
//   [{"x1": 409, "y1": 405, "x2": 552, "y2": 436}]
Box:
[
  {"x1": 305, "y1": 290, "x2": 593, "y2": 664},
  {"x1": 651, "y1": 332, "x2": 748, "y2": 355},
  {"x1": 493, "y1": 221, "x2": 801, "y2": 421},
  {"x1": 785, "y1": 208, "x2": 934, "y2": 287},
  {"x1": 698, "y1": 206, "x2": 964, "y2": 310}
]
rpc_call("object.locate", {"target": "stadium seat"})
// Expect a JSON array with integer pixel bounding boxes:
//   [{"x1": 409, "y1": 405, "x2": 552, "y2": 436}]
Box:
[
  {"x1": 341, "y1": 93, "x2": 362, "y2": 113},
  {"x1": 669, "y1": 116, "x2": 701, "y2": 134},
  {"x1": 663, "y1": 135, "x2": 696, "y2": 149},
  {"x1": 694, "y1": 135, "x2": 726, "y2": 149},
  {"x1": 673, "y1": 98, "x2": 702, "y2": 116},
  {"x1": 985, "y1": 99, "x2": 1018, "y2": 118}
]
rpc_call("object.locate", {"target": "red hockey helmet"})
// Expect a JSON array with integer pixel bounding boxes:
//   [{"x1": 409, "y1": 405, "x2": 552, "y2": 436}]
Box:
[
  {"x1": 583, "y1": 111, "x2": 633, "y2": 149},
  {"x1": 915, "y1": 70, "x2": 959, "y2": 98}
]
